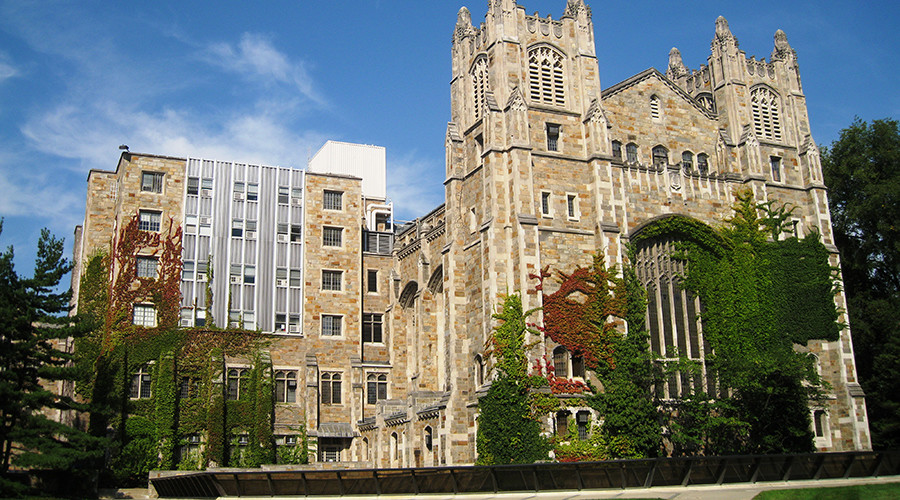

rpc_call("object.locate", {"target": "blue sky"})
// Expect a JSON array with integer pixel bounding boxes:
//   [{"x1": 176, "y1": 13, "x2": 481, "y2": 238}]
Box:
[{"x1": 1, "y1": 0, "x2": 898, "y2": 271}]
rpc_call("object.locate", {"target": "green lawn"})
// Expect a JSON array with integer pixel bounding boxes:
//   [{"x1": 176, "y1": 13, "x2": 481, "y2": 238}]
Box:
[{"x1": 753, "y1": 482, "x2": 900, "y2": 500}]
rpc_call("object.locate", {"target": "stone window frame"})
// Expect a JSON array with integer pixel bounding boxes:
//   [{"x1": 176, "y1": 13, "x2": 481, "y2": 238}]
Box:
[
  {"x1": 366, "y1": 372, "x2": 388, "y2": 404},
  {"x1": 274, "y1": 370, "x2": 298, "y2": 404},
  {"x1": 227, "y1": 367, "x2": 250, "y2": 400},
  {"x1": 321, "y1": 314, "x2": 343, "y2": 337},
  {"x1": 565, "y1": 192, "x2": 579, "y2": 221},
  {"x1": 362, "y1": 313, "x2": 384, "y2": 343},
  {"x1": 136, "y1": 255, "x2": 158, "y2": 279},
  {"x1": 546, "y1": 123, "x2": 561, "y2": 152},
  {"x1": 527, "y1": 44, "x2": 566, "y2": 107},
  {"x1": 652, "y1": 145, "x2": 669, "y2": 167},
  {"x1": 697, "y1": 153, "x2": 709, "y2": 175},
  {"x1": 770, "y1": 156, "x2": 782, "y2": 182},
  {"x1": 322, "y1": 269, "x2": 343, "y2": 292},
  {"x1": 138, "y1": 209, "x2": 162, "y2": 232},
  {"x1": 540, "y1": 191, "x2": 552, "y2": 218},
  {"x1": 323, "y1": 190, "x2": 343, "y2": 211},
  {"x1": 141, "y1": 171, "x2": 164, "y2": 193},
  {"x1": 367, "y1": 269, "x2": 378, "y2": 293},
  {"x1": 133, "y1": 303, "x2": 157, "y2": 327},
  {"x1": 611, "y1": 140, "x2": 622, "y2": 160},
  {"x1": 320, "y1": 371, "x2": 343, "y2": 405},
  {"x1": 750, "y1": 85, "x2": 783, "y2": 142},
  {"x1": 323, "y1": 226, "x2": 343, "y2": 247},
  {"x1": 650, "y1": 94, "x2": 662, "y2": 121},
  {"x1": 625, "y1": 143, "x2": 639, "y2": 164},
  {"x1": 682, "y1": 151, "x2": 694, "y2": 173}
]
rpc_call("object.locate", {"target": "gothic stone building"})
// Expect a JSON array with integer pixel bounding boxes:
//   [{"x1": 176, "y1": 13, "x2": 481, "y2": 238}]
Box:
[{"x1": 72, "y1": 0, "x2": 870, "y2": 469}]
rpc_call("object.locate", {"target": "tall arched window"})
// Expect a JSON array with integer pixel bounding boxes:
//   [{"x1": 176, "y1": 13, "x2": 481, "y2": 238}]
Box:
[
  {"x1": 750, "y1": 86, "x2": 782, "y2": 141},
  {"x1": 366, "y1": 373, "x2": 387, "y2": 404},
  {"x1": 682, "y1": 151, "x2": 694, "y2": 173},
  {"x1": 474, "y1": 354, "x2": 485, "y2": 386},
  {"x1": 424, "y1": 426, "x2": 434, "y2": 451},
  {"x1": 652, "y1": 145, "x2": 669, "y2": 167},
  {"x1": 697, "y1": 153, "x2": 709, "y2": 175},
  {"x1": 472, "y1": 57, "x2": 489, "y2": 120},
  {"x1": 528, "y1": 46, "x2": 565, "y2": 106},
  {"x1": 611, "y1": 140, "x2": 622, "y2": 160},
  {"x1": 634, "y1": 228, "x2": 710, "y2": 399}
]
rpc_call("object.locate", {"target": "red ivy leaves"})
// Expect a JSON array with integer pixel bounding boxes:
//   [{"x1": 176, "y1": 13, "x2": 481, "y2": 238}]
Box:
[{"x1": 533, "y1": 254, "x2": 627, "y2": 372}]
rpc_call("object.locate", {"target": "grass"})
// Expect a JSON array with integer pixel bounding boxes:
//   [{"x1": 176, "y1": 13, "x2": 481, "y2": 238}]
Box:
[{"x1": 753, "y1": 482, "x2": 900, "y2": 499}]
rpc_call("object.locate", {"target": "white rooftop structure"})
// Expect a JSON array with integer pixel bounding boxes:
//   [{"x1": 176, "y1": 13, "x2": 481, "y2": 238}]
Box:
[{"x1": 308, "y1": 140, "x2": 387, "y2": 200}]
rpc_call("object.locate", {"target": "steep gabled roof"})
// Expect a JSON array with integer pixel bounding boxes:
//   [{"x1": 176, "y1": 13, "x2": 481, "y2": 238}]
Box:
[{"x1": 601, "y1": 68, "x2": 716, "y2": 120}]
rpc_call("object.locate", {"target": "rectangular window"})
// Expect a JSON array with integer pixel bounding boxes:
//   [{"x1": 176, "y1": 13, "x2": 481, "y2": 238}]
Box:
[
  {"x1": 227, "y1": 368, "x2": 248, "y2": 400},
  {"x1": 611, "y1": 141, "x2": 622, "y2": 159},
  {"x1": 323, "y1": 227, "x2": 342, "y2": 247},
  {"x1": 141, "y1": 171, "x2": 164, "y2": 193},
  {"x1": 275, "y1": 313, "x2": 287, "y2": 332},
  {"x1": 278, "y1": 186, "x2": 290, "y2": 205},
  {"x1": 247, "y1": 183, "x2": 259, "y2": 201},
  {"x1": 139, "y1": 210, "x2": 162, "y2": 232},
  {"x1": 366, "y1": 373, "x2": 387, "y2": 404},
  {"x1": 321, "y1": 373, "x2": 342, "y2": 404},
  {"x1": 770, "y1": 156, "x2": 782, "y2": 182},
  {"x1": 200, "y1": 178, "x2": 213, "y2": 196},
  {"x1": 232, "y1": 218, "x2": 243, "y2": 238},
  {"x1": 130, "y1": 365, "x2": 152, "y2": 399},
  {"x1": 541, "y1": 192, "x2": 551, "y2": 216},
  {"x1": 187, "y1": 177, "x2": 199, "y2": 195},
  {"x1": 567, "y1": 194, "x2": 577, "y2": 219},
  {"x1": 546, "y1": 123, "x2": 560, "y2": 152},
  {"x1": 234, "y1": 181, "x2": 245, "y2": 195},
  {"x1": 289, "y1": 314, "x2": 300, "y2": 333},
  {"x1": 136, "y1": 256, "x2": 158, "y2": 278},
  {"x1": 182, "y1": 261, "x2": 195, "y2": 281},
  {"x1": 289, "y1": 269, "x2": 302, "y2": 288},
  {"x1": 275, "y1": 370, "x2": 297, "y2": 403},
  {"x1": 243, "y1": 266, "x2": 255, "y2": 284},
  {"x1": 290, "y1": 224, "x2": 302, "y2": 243},
  {"x1": 133, "y1": 304, "x2": 157, "y2": 327},
  {"x1": 367, "y1": 270, "x2": 378, "y2": 293},
  {"x1": 180, "y1": 377, "x2": 200, "y2": 399},
  {"x1": 363, "y1": 313, "x2": 383, "y2": 343},
  {"x1": 324, "y1": 190, "x2": 343, "y2": 210},
  {"x1": 322, "y1": 315, "x2": 342, "y2": 336},
  {"x1": 322, "y1": 270, "x2": 342, "y2": 291},
  {"x1": 291, "y1": 188, "x2": 302, "y2": 202}
]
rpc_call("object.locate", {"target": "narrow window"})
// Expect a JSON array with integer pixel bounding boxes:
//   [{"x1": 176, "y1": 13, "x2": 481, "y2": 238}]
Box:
[
  {"x1": 472, "y1": 57, "x2": 489, "y2": 120},
  {"x1": 556, "y1": 411, "x2": 569, "y2": 436},
  {"x1": 650, "y1": 95, "x2": 661, "y2": 120},
  {"x1": 141, "y1": 172, "x2": 164, "y2": 193},
  {"x1": 652, "y1": 145, "x2": 669, "y2": 167},
  {"x1": 751, "y1": 86, "x2": 782, "y2": 141},
  {"x1": 290, "y1": 224, "x2": 302, "y2": 243},
  {"x1": 572, "y1": 354, "x2": 585, "y2": 379},
  {"x1": 322, "y1": 314, "x2": 342, "y2": 336},
  {"x1": 136, "y1": 256, "x2": 158, "y2": 278},
  {"x1": 814, "y1": 410, "x2": 826, "y2": 438},
  {"x1": 278, "y1": 186, "x2": 290, "y2": 205},
  {"x1": 366, "y1": 373, "x2": 387, "y2": 404},
  {"x1": 553, "y1": 346, "x2": 568, "y2": 378},
  {"x1": 576, "y1": 411, "x2": 590, "y2": 440},
  {"x1": 322, "y1": 270, "x2": 342, "y2": 291},
  {"x1": 247, "y1": 183, "x2": 259, "y2": 201},
  {"x1": 323, "y1": 227, "x2": 343, "y2": 247},
  {"x1": 324, "y1": 190, "x2": 343, "y2": 210},
  {"x1": 541, "y1": 191, "x2": 551, "y2": 217},
  {"x1": 133, "y1": 304, "x2": 157, "y2": 327},
  {"x1": 289, "y1": 270, "x2": 302, "y2": 288},
  {"x1": 138, "y1": 210, "x2": 161, "y2": 232},
  {"x1": 697, "y1": 153, "x2": 709, "y2": 175},
  {"x1": 275, "y1": 370, "x2": 297, "y2": 403},
  {"x1": 288, "y1": 314, "x2": 300, "y2": 333},
  {"x1": 626, "y1": 143, "x2": 638, "y2": 163},
  {"x1": 187, "y1": 177, "x2": 199, "y2": 195},
  {"x1": 367, "y1": 270, "x2": 378, "y2": 293},
  {"x1": 566, "y1": 194, "x2": 577, "y2": 219},
  {"x1": 130, "y1": 364, "x2": 152, "y2": 399},
  {"x1": 770, "y1": 156, "x2": 782, "y2": 182},
  {"x1": 182, "y1": 260, "x2": 194, "y2": 281},
  {"x1": 231, "y1": 218, "x2": 243, "y2": 238},
  {"x1": 363, "y1": 313, "x2": 383, "y2": 343},
  {"x1": 275, "y1": 313, "x2": 287, "y2": 332},
  {"x1": 682, "y1": 151, "x2": 694, "y2": 173},
  {"x1": 227, "y1": 368, "x2": 248, "y2": 400},
  {"x1": 611, "y1": 140, "x2": 622, "y2": 160},
  {"x1": 233, "y1": 181, "x2": 245, "y2": 197},
  {"x1": 425, "y1": 426, "x2": 433, "y2": 452},
  {"x1": 243, "y1": 266, "x2": 255, "y2": 285},
  {"x1": 475, "y1": 354, "x2": 485, "y2": 386},
  {"x1": 546, "y1": 123, "x2": 560, "y2": 152}
]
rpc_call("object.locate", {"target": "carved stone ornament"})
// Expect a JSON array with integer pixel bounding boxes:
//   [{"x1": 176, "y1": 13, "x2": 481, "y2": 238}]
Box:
[
  {"x1": 670, "y1": 171, "x2": 682, "y2": 191},
  {"x1": 455, "y1": 7, "x2": 475, "y2": 40},
  {"x1": 667, "y1": 47, "x2": 689, "y2": 78},
  {"x1": 564, "y1": 0, "x2": 592, "y2": 19},
  {"x1": 507, "y1": 86, "x2": 527, "y2": 112}
]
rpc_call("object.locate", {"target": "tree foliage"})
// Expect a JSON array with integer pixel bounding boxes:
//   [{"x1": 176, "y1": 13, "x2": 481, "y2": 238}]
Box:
[
  {"x1": 0, "y1": 221, "x2": 105, "y2": 496},
  {"x1": 822, "y1": 117, "x2": 900, "y2": 449}
]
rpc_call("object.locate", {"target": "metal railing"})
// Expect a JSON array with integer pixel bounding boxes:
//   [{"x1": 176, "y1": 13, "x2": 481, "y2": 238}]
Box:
[{"x1": 151, "y1": 450, "x2": 900, "y2": 498}]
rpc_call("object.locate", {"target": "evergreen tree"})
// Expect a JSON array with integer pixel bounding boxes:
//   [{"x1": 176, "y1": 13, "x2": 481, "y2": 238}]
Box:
[
  {"x1": 822, "y1": 117, "x2": 900, "y2": 449},
  {"x1": 0, "y1": 221, "x2": 104, "y2": 496}
]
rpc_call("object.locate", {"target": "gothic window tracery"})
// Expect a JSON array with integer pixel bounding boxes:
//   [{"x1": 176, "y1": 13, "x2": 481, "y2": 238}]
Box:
[
  {"x1": 634, "y1": 231, "x2": 711, "y2": 399},
  {"x1": 750, "y1": 86, "x2": 782, "y2": 141},
  {"x1": 528, "y1": 46, "x2": 565, "y2": 106},
  {"x1": 696, "y1": 92, "x2": 716, "y2": 114},
  {"x1": 472, "y1": 56, "x2": 489, "y2": 120}
]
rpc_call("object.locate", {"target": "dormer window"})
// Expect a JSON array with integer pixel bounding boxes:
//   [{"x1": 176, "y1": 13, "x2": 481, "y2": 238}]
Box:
[{"x1": 528, "y1": 46, "x2": 565, "y2": 106}]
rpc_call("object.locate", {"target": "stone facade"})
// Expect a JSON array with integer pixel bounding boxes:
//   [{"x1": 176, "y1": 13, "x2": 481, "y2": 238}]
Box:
[{"x1": 72, "y1": 0, "x2": 871, "y2": 470}]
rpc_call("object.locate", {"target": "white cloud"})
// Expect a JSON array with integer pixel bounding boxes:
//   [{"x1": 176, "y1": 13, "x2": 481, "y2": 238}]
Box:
[
  {"x1": 0, "y1": 60, "x2": 16, "y2": 82},
  {"x1": 202, "y1": 33, "x2": 322, "y2": 106},
  {"x1": 0, "y1": 160, "x2": 83, "y2": 229},
  {"x1": 385, "y1": 152, "x2": 445, "y2": 221}
]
